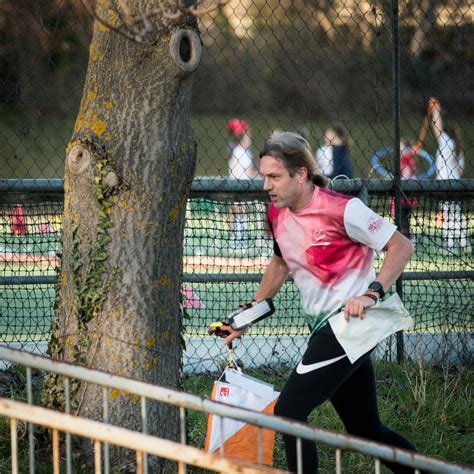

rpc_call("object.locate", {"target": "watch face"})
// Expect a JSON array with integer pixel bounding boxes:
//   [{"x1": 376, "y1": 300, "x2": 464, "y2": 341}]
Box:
[{"x1": 369, "y1": 282, "x2": 384, "y2": 296}]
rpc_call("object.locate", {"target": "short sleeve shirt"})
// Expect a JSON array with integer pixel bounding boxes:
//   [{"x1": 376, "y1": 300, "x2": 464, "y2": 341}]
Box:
[
  {"x1": 436, "y1": 131, "x2": 464, "y2": 180},
  {"x1": 269, "y1": 187, "x2": 396, "y2": 332},
  {"x1": 229, "y1": 145, "x2": 254, "y2": 180}
]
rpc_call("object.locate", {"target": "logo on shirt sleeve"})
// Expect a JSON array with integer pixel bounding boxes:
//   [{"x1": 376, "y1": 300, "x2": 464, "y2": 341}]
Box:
[{"x1": 367, "y1": 216, "x2": 384, "y2": 234}]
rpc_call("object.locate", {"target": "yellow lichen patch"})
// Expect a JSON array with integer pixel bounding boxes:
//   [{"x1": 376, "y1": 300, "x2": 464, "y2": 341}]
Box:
[
  {"x1": 75, "y1": 108, "x2": 110, "y2": 140},
  {"x1": 145, "y1": 360, "x2": 151, "y2": 369},
  {"x1": 169, "y1": 207, "x2": 179, "y2": 223},
  {"x1": 133, "y1": 358, "x2": 140, "y2": 368},
  {"x1": 111, "y1": 309, "x2": 120, "y2": 318},
  {"x1": 103, "y1": 101, "x2": 113, "y2": 110},
  {"x1": 61, "y1": 273, "x2": 67, "y2": 288},
  {"x1": 153, "y1": 357, "x2": 158, "y2": 367},
  {"x1": 105, "y1": 337, "x2": 113, "y2": 344},
  {"x1": 159, "y1": 275, "x2": 174, "y2": 288},
  {"x1": 65, "y1": 335, "x2": 75, "y2": 347},
  {"x1": 98, "y1": 22, "x2": 110, "y2": 32},
  {"x1": 92, "y1": 118, "x2": 107, "y2": 137},
  {"x1": 109, "y1": 388, "x2": 120, "y2": 401},
  {"x1": 146, "y1": 336, "x2": 157, "y2": 348},
  {"x1": 133, "y1": 337, "x2": 139, "y2": 350},
  {"x1": 132, "y1": 394, "x2": 140, "y2": 404},
  {"x1": 89, "y1": 42, "x2": 104, "y2": 62},
  {"x1": 86, "y1": 89, "x2": 97, "y2": 104}
]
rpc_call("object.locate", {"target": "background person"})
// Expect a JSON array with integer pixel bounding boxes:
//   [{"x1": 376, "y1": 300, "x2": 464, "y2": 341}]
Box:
[
  {"x1": 223, "y1": 132, "x2": 417, "y2": 473},
  {"x1": 391, "y1": 138, "x2": 418, "y2": 240},
  {"x1": 315, "y1": 122, "x2": 353, "y2": 179},
  {"x1": 227, "y1": 118, "x2": 258, "y2": 180},
  {"x1": 428, "y1": 98, "x2": 467, "y2": 248},
  {"x1": 227, "y1": 118, "x2": 258, "y2": 247}
]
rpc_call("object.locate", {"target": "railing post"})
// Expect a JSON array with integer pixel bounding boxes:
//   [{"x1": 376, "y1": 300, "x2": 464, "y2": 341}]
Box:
[
  {"x1": 141, "y1": 396, "x2": 148, "y2": 474},
  {"x1": 296, "y1": 437, "x2": 303, "y2": 474},
  {"x1": 10, "y1": 418, "x2": 18, "y2": 474},
  {"x1": 52, "y1": 428, "x2": 60, "y2": 474},
  {"x1": 64, "y1": 377, "x2": 72, "y2": 474},
  {"x1": 102, "y1": 386, "x2": 110, "y2": 474},
  {"x1": 26, "y1": 367, "x2": 35, "y2": 474}
]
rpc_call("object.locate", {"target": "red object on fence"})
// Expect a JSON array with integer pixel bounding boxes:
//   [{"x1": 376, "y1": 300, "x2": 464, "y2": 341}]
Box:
[{"x1": 11, "y1": 205, "x2": 26, "y2": 235}]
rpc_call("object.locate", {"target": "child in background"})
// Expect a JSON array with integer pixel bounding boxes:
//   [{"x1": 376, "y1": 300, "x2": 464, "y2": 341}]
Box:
[
  {"x1": 393, "y1": 138, "x2": 417, "y2": 240},
  {"x1": 227, "y1": 118, "x2": 258, "y2": 180},
  {"x1": 428, "y1": 98, "x2": 467, "y2": 248},
  {"x1": 227, "y1": 119, "x2": 258, "y2": 248},
  {"x1": 315, "y1": 122, "x2": 353, "y2": 179}
]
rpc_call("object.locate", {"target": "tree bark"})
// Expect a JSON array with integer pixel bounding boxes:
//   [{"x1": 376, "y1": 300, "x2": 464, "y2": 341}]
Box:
[{"x1": 43, "y1": 1, "x2": 201, "y2": 469}]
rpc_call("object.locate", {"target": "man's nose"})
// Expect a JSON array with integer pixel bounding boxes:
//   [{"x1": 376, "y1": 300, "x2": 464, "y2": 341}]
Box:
[{"x1": 263, "y1": 178, "x2": 271, "y2": 190}]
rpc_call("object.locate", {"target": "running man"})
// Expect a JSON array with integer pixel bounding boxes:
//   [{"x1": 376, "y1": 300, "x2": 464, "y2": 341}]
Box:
[{"x1": 223, "y1": 132, "x2": 418, "y2": 473}]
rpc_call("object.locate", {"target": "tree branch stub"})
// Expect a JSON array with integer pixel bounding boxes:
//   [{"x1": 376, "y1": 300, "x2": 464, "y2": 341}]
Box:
[{"x1": 67, "y1": 145, "x2": 92, "y2": 175}]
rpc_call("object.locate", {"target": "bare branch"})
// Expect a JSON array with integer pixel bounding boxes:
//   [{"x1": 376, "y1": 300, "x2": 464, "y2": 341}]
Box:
[
  {"x1": 81, "y1": 0, "x2": 229, "y2": 43},
  {"x1": 188, "y1": 0, "x2": 228, "y2": 17}
]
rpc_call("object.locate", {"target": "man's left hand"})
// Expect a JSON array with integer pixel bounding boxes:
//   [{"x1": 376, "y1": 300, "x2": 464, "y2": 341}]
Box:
[{"x1": 343, "y1": 295, "x2": 377, "y2": 322}]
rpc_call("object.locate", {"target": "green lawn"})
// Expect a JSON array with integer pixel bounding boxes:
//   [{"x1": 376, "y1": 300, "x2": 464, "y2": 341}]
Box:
[
  {"x1": 0, "y1": 362, "x2": 471, "y2": 473},
  {"x1": 1, "y1": 110, "x2": 473, "y2": 179},
  {"x1": 184, "y1": 362, "x2": 474, "y2": 472}
]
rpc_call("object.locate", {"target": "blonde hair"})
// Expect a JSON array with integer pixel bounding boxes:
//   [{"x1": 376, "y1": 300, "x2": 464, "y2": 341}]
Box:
[{"x1": 259, "y1": 132, "x2": 327, "y2": 187}]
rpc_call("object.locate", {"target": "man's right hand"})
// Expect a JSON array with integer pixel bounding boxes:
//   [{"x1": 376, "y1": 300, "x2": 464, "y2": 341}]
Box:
[{"x1": 428, "y1": 97, "x2": 440, "y2": 114}]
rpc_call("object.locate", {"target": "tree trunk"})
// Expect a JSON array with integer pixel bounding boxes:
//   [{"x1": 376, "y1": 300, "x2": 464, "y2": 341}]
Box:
[{"x1": 42, "y1": 1, "x2": 201, "y2": 469}]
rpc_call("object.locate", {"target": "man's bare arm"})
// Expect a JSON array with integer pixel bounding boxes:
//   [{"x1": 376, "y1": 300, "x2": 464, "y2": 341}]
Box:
[
  {"x1": 223, "y1": 254, "x2": 289, "y2": 344},
  {"x1": 343, "y1": 231, "x2": 414, "y2": 321},
  {"x1": 253, "y1": 254, "x2": 289, "y2": 301}
]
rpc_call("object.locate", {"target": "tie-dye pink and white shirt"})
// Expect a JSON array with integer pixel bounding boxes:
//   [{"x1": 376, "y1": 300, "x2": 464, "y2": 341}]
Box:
[{"x1": 268, "y1": 186, "x2": 396, "y2": 333}]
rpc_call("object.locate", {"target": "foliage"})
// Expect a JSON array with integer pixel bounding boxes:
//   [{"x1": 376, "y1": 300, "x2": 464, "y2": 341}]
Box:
[
  {"x1": 0, "y1": 361, "x2": 471, "y2": 471},
  {"x1": 183, "y1": 361, "x2": 473, "y2": 472}
]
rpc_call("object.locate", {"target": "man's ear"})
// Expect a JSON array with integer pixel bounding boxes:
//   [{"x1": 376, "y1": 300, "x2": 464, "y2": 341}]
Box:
[{"x1": 296, "y1": 167, "x2": 309, "y2": 182}]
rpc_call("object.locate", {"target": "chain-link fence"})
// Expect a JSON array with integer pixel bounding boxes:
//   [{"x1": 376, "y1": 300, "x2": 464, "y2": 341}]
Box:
[{"x1": 0, "y1": 1, "x2": 473, "y2": 369}]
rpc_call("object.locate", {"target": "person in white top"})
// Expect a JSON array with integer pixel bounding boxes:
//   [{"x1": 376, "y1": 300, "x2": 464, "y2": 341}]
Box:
[
  {"x1": 226, "y1": 119, "x2": 258, "y2": 247},
  {"x1": 222, "y1": 132, "x2": 418, "y2": 473},
  {"x1": 227, "y1": 118, "x2": 258, "y2": 180},
  {"x1": 428, "y1": 98, "x2": 467, "y2": 248}
]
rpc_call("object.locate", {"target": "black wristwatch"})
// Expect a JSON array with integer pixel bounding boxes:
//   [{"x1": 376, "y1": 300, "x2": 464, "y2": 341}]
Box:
[{"x1": 368, "y1": 281, "x2": 385, "y2": 298}]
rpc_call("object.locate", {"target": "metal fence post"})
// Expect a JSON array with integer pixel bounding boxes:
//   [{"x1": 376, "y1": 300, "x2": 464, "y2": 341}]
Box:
[{"x1": 391, "y1": 0, "x2": 405, "y2": 363}]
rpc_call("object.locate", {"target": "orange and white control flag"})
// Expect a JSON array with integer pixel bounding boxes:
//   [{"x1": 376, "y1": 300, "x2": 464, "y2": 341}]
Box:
[{"x1": 205, "y1": 369, "x2": 279, "y2": 466}]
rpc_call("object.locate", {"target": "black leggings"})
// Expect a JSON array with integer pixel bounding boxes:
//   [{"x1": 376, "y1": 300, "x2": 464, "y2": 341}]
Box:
[{"x1": 274, "y1": 324, "x2": 416, "y2": 473}]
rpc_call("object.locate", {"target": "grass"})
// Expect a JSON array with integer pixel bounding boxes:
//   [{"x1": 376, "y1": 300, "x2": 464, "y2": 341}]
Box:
[
  {"x1": 0, "y1": 361, "x2": 472, "y2": 473},
  {"x1": 183, "y1": 362, "x2": 473, "y2": 472},
  {"x1": 1, "y1": 109, "x2": 474, "y2": 179}
]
